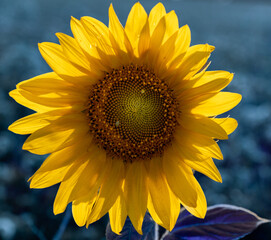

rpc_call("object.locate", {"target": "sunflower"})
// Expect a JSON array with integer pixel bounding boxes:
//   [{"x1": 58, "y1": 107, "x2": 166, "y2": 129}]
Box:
[{"x1": 9, "y1": 2, "x2": 241, "y2": 234}]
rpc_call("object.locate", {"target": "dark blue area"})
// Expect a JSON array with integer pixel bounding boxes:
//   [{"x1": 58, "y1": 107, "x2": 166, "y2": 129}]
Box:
[{"x1": 0, "y1": 0, "x2": 270, "y2": 239}]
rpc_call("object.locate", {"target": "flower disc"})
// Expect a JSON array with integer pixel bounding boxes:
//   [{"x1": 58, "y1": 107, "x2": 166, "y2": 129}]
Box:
[{"x1": 87, "y1": 64, "x2": 178, "y2": 162}]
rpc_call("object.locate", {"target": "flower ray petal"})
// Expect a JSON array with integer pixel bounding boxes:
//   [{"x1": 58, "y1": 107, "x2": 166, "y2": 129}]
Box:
[
  {"x1": 109, "y1": 193, "x2": 127, "y2": 235},
  {"x1": 163, "y1": 146, "x2": 198, "y2": 207},
  {"x1": 109, "y1": 4, "x2": 133, "y2": 60},
  {"x1": 212, "y1": 117, "x2": 238, "y2": 135},
  {"x1": 56, "y1": 32, "x2": 93, "y2": 74},
  {"x1": 124, "y1": 161, "x2": 148, "y2": 234},
  {"x1": 184, "y1": 158, "x2": 222, "y2": 183},
  {"x1": 147, "y1": 157, "x2": 180, "y2": 230},
  {"x1": 87, "y1": 158, "x2": 125, "y2": 225},
  {"x1": 72, "y1": 194, "x2": 96, "y2": 227},
  {"x1": 172, "y1": 44, "x2": 215, "y2": 81},
  {"x1": 125, "y1": 2, "x2": 148, "y2": 57},
  {"x1": 9, "y1": 89, "x2": 56, "y2": 112},
  {"x1": 178, "y1": 114, "x2": 228, "y2": 140},
  {"x1": 188, "y1": 92, "x2": 242, "y2": 116},
  {"x1": 182, "y1": 178, "x2": 207, "y2": 218},
  {"x1": 23, "y1": 114, "x2": 89, "y2": 155},
  {"x1": 149, "y1": 3, "x2": 166, "y2": 35}
]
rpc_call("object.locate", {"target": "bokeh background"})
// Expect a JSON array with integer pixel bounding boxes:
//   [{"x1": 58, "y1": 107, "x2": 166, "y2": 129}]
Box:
[{"x1": 0, "y1": 0, "x2": 270, "y2": 239}]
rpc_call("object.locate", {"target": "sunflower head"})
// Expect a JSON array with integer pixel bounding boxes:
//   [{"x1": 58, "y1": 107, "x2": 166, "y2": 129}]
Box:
[{"x1": 9, "y1": 2, "x2": 241, "y2": 235}]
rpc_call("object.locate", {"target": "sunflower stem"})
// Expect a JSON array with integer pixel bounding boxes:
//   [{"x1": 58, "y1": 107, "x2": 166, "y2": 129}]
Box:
[
  {"x1": 160, "y1": 230, "x2": 169, "y2": 240},
  {"x1": 154, "y1": 222, "x2": 159, "y2": 240},
  {"x1": 22, "y1": 213, "x2": 47, "y2": 240},
  {"x1": 52, "y1": 204, "x2": 72, "y2": 240}
]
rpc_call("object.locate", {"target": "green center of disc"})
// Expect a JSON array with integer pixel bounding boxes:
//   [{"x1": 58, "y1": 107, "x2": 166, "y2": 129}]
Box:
[{"x1": 105, "y1": 79, "x2": 166, "y2": 142}]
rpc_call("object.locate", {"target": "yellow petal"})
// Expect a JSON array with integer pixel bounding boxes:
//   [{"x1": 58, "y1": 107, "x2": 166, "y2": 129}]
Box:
[
  {"x1": 157, "y1": 30, "x2": 179, "y2": 71},
  {"x1": 163, "y1": 146, "x2": 197, "y2": 207},
  {"x1": 169, "y1": 25, "x2": 191, "y2": 66},
  {"x1": 174, "y1": 44, "x2": 214, "y2": 81},
  {"x1": 184, "y1": 158, "x2": 222, "y2": 183},
  {"x1": 211, "y1": 117, "x2": 238, "y2": 135},
  {"x1": 17, "y1": 71, "x2": 62, "y2": 86},
  {"x1": 138, "y1": 19, "x2": 150, "y2": 58},
  {"x1": 17, "y1": 88, "x2": 86, "y2": 108},
  {"x1": 178, "y1": 114, "x2": 228, "y2": 140},
  {"x1": 23, "y1": 114, "x2": 89, "y2": 155},
  {"x1": 29, "y1": 164, "x2": 71, "y2": 189},
  {"x1": 53, "y1": 142, "x2": 105, "y2": 215},
  {"x1": 168, "y1": 187, "x2": 181, "y2": 228},
  {"x1": 147, "y1": 157, "x2": 180, "y2": 230},
  {"x1": 147, "y1": 196, "x2": 163, "y2": 226},
  {"x1": 109, "y1": 193, "x2": 127, "y2": 234},
  {"x1": 70, "y1": 17, "x2": 97, "y2": 58},
  {"x1": 53, "y1": 153, "x2": 91, "y2": 215},
  {"x1": 148, "y1": 16, "x2": 166, "y2": 69},
  {"x1": 71, "y1": 17, "x2": 115, "y2": 72},
  {"x1": 30, "y1": 134, "x2": 92, "y2": 179},
  {"x1": 8, "y1": 112, "x2": 59, "y2": 135},
  {"x1": 190, "y1": 71, "x2": 234, "y2": 88},
  {"x1": 174, "y1": 126, "x2": 224, "y2": 160},
  {"x1": 15, "y1": 72, "x2": 89, "y2": 110},
  {"x1": 189, "y1": 92, "x2": 242, "y2": 116},
  {"x1": 171, "y1": 139, "x2": 209, "y2": 162},
  {"x1": 158, "y1": 25, "x2": 191, "y2": 79},
  {"x1": 164, "y1": 10, "x2": 179, "y2": 41},
  {"x1": 164, "y1": 150, "x2": 207, "y2": 218},
  {"x1": 9, "y1": 89, "x2": 54, "y2": 113},
  {"x1": 72, "y1": 194, "x2": 96, "y2": 227},
  {"x1": 147, "y1": 178, "x2": 181, "y2": 230},
  {"x1": 17, "y1": 72, "x2": 84, "y2": 96},
  {"x1": 38, "y1": 42, "x2": 91, "y2": 84},
  {"x1": 87, "y1": 159, "x2": 125, "y2": 225},
  {"x1": 56, "y1": 32, "x2": 92, "y2": 74},
  {"x1": 177, "y1": 74, "x2": 233, "y2": 100},
  {"x1": 180, "y1": 68, "x2": 208, "y2": 90},
  {"x1": 108, "y1": 4, "x2": 133, "y2": 62},
  {"x1": 108, "y1": 4, "x2": 125, "y2": 49},
  {"x1": 182, "y1": 178, "x2": 207, "y2": 218},
  {"x1": 125, "y1": 2, "x2": 147, "y2": 57},
  {"x1": 150, "y1": 16, "x2": 166, "y2": 49},
  {"x1": 80, "y1": 16, "x2": 119, "y2": 69},
  {"x1": 124, "y1": 161, "x2": 148, "y2": 234},
  {"x1": 149, "y1": 3, "x2": 166, "y2": 35},
  {"x1": 80, "y1": 16, "x2": 112, "y2": 55},
  {"x1": 68, "y1": 144, "x2": 106, "y2": 203}
]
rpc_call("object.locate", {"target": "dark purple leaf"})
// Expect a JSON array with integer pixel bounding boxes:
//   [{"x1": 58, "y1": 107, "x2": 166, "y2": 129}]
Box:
[
  {"x1": 163, "y1": 204, "x2": 270, "y2": 240},
  {"x1": 106, "y1": 212, "x2": 155, "y2": 240}
]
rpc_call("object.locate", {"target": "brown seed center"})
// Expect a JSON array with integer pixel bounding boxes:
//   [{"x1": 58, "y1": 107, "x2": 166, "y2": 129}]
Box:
[{"x1": 87, "y1": 64, "x2": 178, "y2": 162}]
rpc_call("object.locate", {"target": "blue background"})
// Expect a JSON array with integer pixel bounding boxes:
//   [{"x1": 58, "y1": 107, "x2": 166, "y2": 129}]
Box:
[{"x1": 0, "y1": 0, "x2": 270, "y2": 239}]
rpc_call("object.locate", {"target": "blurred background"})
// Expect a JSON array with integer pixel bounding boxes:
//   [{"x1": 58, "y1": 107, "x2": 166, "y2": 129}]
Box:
[{"x1": 0, "y1": 0, "x2": 270, "y2": 239}]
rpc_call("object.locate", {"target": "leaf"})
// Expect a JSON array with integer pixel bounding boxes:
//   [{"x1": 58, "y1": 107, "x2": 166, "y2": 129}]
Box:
[
  {"x1": 106, "y1": 212, "x2": 155, "y2": 240},
  {"x1": 163, "y1": 204, "x2": 270, "y2": 240}
]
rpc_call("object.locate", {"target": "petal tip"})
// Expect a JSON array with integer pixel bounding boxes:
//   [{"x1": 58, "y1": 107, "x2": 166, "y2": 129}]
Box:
[
  {"x1": 109, "y1": 3, "x2": 114, "y2": 12},
  {"x1": 70, "y1": 16, "x2": 79, "y2": 25},
  {"x1": 55, "y1": 32, "x2": 62, "y2": 38},
  {"x1": 237, "y1": 93, "x2": 242, "y2": 102},
  {"x1": 9, "y1": 89, "x2": 16, "y2": 98},
  {"x1": 208, "y1": 44, "x2": 215, "y2": 52},
  {"x1": 37, "y1": 42, "x2": 42, "y2": 49},
  {"x1": 7, "y1": 124, "x2": 13, "y2": 132}
]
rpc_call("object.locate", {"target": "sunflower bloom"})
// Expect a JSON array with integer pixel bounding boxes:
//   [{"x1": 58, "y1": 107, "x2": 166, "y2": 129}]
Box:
[{"x1": 9, "y1": 3, "x2": 241, "y2": 234}]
